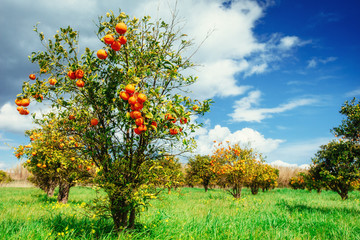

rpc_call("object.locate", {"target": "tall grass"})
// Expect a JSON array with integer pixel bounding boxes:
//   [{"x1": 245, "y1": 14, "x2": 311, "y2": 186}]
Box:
[{"x1": 0, "y1": 187, "x2": 359, "y2": 239}]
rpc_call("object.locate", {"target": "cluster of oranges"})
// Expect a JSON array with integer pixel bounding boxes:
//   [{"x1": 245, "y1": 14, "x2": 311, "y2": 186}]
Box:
[
  {"x1": 15, "y1": 98, "x2": 30, "y2": 115},
  {"x1": 97, "y1": 22, "x2": 127, "y2": 60},
  {"x1": 119, "y1": 84, "x2": 148, "y2": 135},
  {"x1": 67, "y1": 69, "x2": 85, "y2": 88}
]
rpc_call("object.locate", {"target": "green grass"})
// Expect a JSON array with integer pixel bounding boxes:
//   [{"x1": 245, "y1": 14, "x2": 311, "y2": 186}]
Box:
[{"x1": 0, "y1": 186, "x2": 359, "y2": 239}]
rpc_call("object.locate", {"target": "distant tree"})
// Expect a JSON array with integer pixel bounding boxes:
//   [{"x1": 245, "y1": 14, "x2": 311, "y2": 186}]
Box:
[
  {"x1": 185, "y1": 155, "x2": 216, "y2": 192},
  {"x1": 311, "y1": 140, "x2": 360, "y2": 200},
  {"x1": 303, "y1": 164, "x2": 327, "y2": 194},
  {"x1": 289, "y1": 172, "x2": 306, "y2": 190},
  {"x1": 0, "y1": 170, "x2": 12, "y2": 184}
]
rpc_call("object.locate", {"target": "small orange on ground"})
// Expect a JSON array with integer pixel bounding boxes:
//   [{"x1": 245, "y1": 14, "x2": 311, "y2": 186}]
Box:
[
  {"x1": 115, "y1": 22, "x2": 127, "y2": 34},
  {"x1": 29, "y1": 74, "x2": 36, "y2": 80},
  {"x1": 75, "y1": 69, "x2": 84, "y2": 79},
  {"x1": 119, "y1": 91, "x2": 130, "y2": 100},
  {"x1": 119, "y1": 36, "x2": 127, "y2": 45},
  {"x1": 90, "y1": 118, "x2": 99, "y2": 126},
  {"x1": 97, "y1": 49, "x2": 108, "y2": 59},
  {"x1": 104, "y1": 34, "x2": 115, "y2": 44},
  {"x1": 49, "y1": 78, "x2": 57, "y2": 85},
  {"x1": 76, "y1": 80, "x2": 85, "y2": 88},
  {"x1": 111, "y1": 41, "x2": 121, "y2": 51},
  {"x1": 67, "y1": 70, "x2": 76, "y2": 79},
  {"x1": 125, "y1": 84, "x2": 135, "y2": 94},
  {"x1": 137, "y1": 93, "x2": 147, "y2": 103}
]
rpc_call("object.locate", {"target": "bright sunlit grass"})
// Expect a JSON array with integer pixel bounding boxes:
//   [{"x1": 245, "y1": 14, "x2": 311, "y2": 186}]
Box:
[{"x1": 0, "y1": 186, "x2": 359, "y2": 239}]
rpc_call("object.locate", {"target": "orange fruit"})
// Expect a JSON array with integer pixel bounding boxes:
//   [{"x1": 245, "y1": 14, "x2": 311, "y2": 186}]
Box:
[
  {"x1": 15, "y1": 99, "x2": 22, "y2": 106},
  {"x1": 135, "y1": 117, "x2": 144, "y2": 126},
  {"x1": 134, "y1": 128, "x2": 141, "y2": 135},
  {"x1": 111, "y1": 41, "x2": 121, "y2": 51},
  {"x1": 69, "y1": 115, "x2": 75, "y2": 120},
  {"x1": 180, "y1": 117, "x2": 188, "y2": 124},
  {"x1": 71, "y1": 157, "x2": 75, "y2": 161},
  {"x1": 17, "y1": 106, "x2": 23, "y2": 112},
  {"x1": 115, "y1": 22, "x2": 127, "y2": 34},
  {"x1": 128, "y1": 96, "x2": 137, "y2": 105},
  {"x1": 137, "y1": 93, "x2": 147, "y2": 103},
  {"x1": 132, "y1": 102, "x2": 143, "y2": 111},
  {"x1": 76, "y1": 80, "x2": 85, "y2": 88},
  {"x1": 193, "y1": 105, "x2": 198, "y2": 111},
  {"x1": 90, "y1": 118, "x2": 99, "y2": 126},
  {"x1": 169, "y1": 128, "x2": 178, "y2": 135},
  {"x1": 29, "y1": 74, "x2": 36, "y2": 80},
  {"x1": 75, "y1": 69, "x2": 84, "y2": 79},
  {"x1": 97, "y1": 49, "x2": 108, "y2": 59},
  {"x1": 67, "y1": 70, "x2": 76, "y2": 79},
  {"x1": 49, "y1": 78, "x2": 57, "y2": 85},
  {"x1": 104, "y1": 34, "x2": 115, "y2": 44},
  {"x1": 138, "y1": 125, "x2": 147, "y2": 132},
  {"x1": 119, "y1": 36, "x2": 127, "y2": 45},
  {"x1": 131, "y1": 111, "x2": 141, "y2": 119},
  {"x1": 119, "y1": 91, "x2": 130, "y2": 100},
  {"x1": 125, "y1": 84, "x2": 135, "y2": 94},
  {"x1": 21, "y1": 98, "x2": 30, "y2": 107},
  {"x1": 151, "y1": 121, "x2": 157, "y2": 128}
]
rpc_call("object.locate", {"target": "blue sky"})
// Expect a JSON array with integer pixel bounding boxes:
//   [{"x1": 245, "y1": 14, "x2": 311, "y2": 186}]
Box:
[{"x1": 0, "y1": 0, "x2": 359, "y2": 170}]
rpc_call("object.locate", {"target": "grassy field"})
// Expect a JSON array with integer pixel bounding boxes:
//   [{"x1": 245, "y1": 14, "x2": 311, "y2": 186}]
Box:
[{"x1": 0, "y1": 186, "x2": 359, "y2": 240}]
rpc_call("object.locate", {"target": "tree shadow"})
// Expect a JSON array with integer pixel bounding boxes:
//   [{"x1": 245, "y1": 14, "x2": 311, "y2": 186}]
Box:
[{"x1": 276, "y1": 199, "x2": 360, "y2": 216}]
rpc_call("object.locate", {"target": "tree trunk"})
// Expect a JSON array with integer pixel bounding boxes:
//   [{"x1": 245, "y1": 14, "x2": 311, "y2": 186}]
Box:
[
  {"x1": 46, "y1": 184, "x2": 56, "y2": 197},
  {"x1": 57, "y1": 181, "x2": 71, "y2": 204},
  {"x1": 204, "y1": 184, "x2": 208, "y2": 192},
  {"x1": 167, "y1": 187, "x2": 171, "y2": 194},
  {"x1": 251, "y1": 186, "x2": 259, "y2": 195},
  {"x1": 128, "y1": 208, "x2": 136, "y2": 229},
  {"x1": 232, "y1": 184, "x2": 242, "y2": 199}
]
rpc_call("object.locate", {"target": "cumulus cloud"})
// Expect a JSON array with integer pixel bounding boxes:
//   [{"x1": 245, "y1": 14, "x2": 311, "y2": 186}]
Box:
[
  {"x1": 270, "y1": 160, "x2": 309, "y2": 169},
  {"x1": 229, "y1": 90, "x2": 318, "y2": 122},
  {"x1": 345, "y1": 87, "x2": 360, "y2": 97},
  {"x1": 195, "y1": 124, "x2": 284, "y2": 155}
]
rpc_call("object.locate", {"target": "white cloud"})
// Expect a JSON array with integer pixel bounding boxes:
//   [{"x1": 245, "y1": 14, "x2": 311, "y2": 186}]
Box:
[
  {"x1": 195, "y1": 124, "x2": 284, "y2": 155},
  {"x1": 229, "y1": 90, "x2": 318, "y2": 122},
  {"x1": 0, "y1": 162, "x2": 5, "y2": 170},
  {"x1": 345, "y1": 87, "x2": 360, "y2": 97},
  {"x1": 0, "y1": 103, "x2": 35, "y2": 134},
  {"x1": 278, "y1": 36, "x2": 300, "y2": 49},
  {"x1": 307, "y1": 56, "x2": 337, "y2": 68},
  {"x1": 270, "y1": 160, "x2": 309, "y2": 169}
]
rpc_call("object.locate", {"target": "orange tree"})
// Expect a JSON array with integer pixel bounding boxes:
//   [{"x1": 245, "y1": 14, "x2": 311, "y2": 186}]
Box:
[
  {"x1": 247, "y1": 163, "x2": 279, "y2": 195},
  {"x1": 289, "y1": 172, "x2": 306, "y2": 190},
  {"x1": 210, "y1": 143, "x2": 260, "y2": 199},
  {"x1": 14, "y1": 113, "x2": 94, "y2": 203},
  {"x1": 16, "y1": 11, "x2": 211, "y2": 230},
  {"x1": 185, "y1": 154, "x2": 216, "y2": 192}
]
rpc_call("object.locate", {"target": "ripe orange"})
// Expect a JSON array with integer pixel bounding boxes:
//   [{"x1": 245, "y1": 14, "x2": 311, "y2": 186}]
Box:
[
  {"x1": 135, "y1": 117, "x2": 144, "y2": 126},
  {"x1": 119, "y1": 36, "x2": 127, "y2": 45},
  {"x1": 119, "y1": 91, "x2": 130, "y2": 100},
  {"x1": 90, "y1": 118, "x2": 99, "y2": 126},
  {"x1": 17, "y1": 106, "x2": 23, "y2": 112},
  {"x1": 134, "y1": 128, "x2": 141, "y2": 135},
  {"x1": 21, "y1": 98, "x2": 30, "y2": 107},
  {"x1": 128, "y1": 96, "x2": 137, "y2": 105},
  {"x1": 49, "y1": 78, "x2": 57, "y2": 85},
  {"x1": 69, "y1": 115, "x2": 75, "y2": 120},
  {"x1": 180, "y1": 117, "x2": 188, "y2": 124},
  {"x1": 151, "y1": 121, "x2": 157, "y2": 128},
  {"x1": 75, "y1": 69, "x2": 84, "y2": 79},
  {"x1": 71, "y1": 157, "x2": 75, "y2": 161},
  {"x1": 37, "y1": 163, "x2": 42, "y2": 168},
  {"x1": 15, "y1": 99, "x2": 22, "y2": 106},
  {"x1": 76, "y1": 80, "x2": 85, "y2": 88},
  {"x1": 137, "y1": 93, "x2": 147, "y2": 103},
  {"x1": 132, "y1": 102, "x2": 143, "y2": 111},
  {"x1": 67, "y1": 70, "x2": 76, "y2": 79},
  {"x1": 40, "y1": 69, "x2": 47, "y2": 73},
  {"x1": 131, "y1": 111, "x2": 142, "y2": 119},
  {"x1": 104, "y1": 34, "x2": 115, "y2": 44},
  {"x1": 169, "y1": 128, "x2": 178, "y2": 135},
  {"x1": 97, "y1": 49, "x2": 108, "y2": 59},
  {"x1": 125, "y1": 84, "x2": 135, "y2": 94},
  {"x1": 115, "y1": 22, "x2": 127, "y2": 34},
  {"x1": 138, "y1": 125, "x2": 147, "y2": 132},
  {"x1": 111, "y1": 41, "x2": 121, "y2": 51},
  {"x1": 29, "y1": 74, "x2": 36, "y2": 80},
  {"x1": 193, "y1": 105, "x2": 199, "y2": 111}
]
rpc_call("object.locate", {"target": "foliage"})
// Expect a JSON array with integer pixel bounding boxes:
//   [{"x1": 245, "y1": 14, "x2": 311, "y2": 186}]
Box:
[
  {"x1": 311, "y1": 140, "x2": 360, "y2": 200},
  {"x1": 185, "y1": 155, "x2": 216, "y2": 191},
  {"x1": 210, "y1": 142, "x2": 262, "y2": 198},
  {"x1": 16, "y1": 10, "x2": 211, "y2": 230},
  {"x1": 289, "y1": 172, "x2": 306, "y2": 190},
  {"x1": 14, "y1": 113, "x2": 94, "y2": 202},
  {"x1": 247, "y1": 163, "x2": 279, "y2": 194},
  {"x1": 0, "y1": 170, "x2": 12, "y2": 184},
  {"x1": 332, "y1": 98, "x2": 360, "y2": 143}
]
